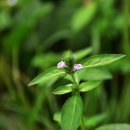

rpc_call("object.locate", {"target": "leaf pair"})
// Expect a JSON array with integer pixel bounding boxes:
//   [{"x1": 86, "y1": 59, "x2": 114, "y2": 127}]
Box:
[
  {"x1": 53, "y1": 80, "x2": 102, "y2": 95},
  {"x1": 28, "y1": 54, "x2": 125, "y2": 86}
]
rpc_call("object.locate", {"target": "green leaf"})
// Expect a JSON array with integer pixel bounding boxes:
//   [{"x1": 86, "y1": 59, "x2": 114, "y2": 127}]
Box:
[
  {"x1": 73, "y1": 73, "x2": 79, "y2": 84},
  {"x1": 28, "y1": 67, "x2": 66, "y2": 86},
  {"x1": 44, "y1": 30, "x2": 71, "y2": 49},
  {"x1": 0, "y1": 11, "x2": 11, "y2": 31},
  {"x1": 5, "y1": 3, "x2": 53, "y2": 48},
  {"x1": 84, "y1": 113, "x2": 108, "y2": 128},
  {"x1": 82, "y1": 54, "x2": 126, "y2": 68},
  {"x1": 65, "y1": 73, "x2": 79, "y2": 84},
  {"x1": 71, "y1": 3, "x2": 97, "y2": 32},
  {"x1": 53, "y1": 112, "x2": 61, "y2": 124},
  {"x1": 65, "y1": 75, "x2": 73, "y2": 82},
  {"x1": 61, "y1": 94, "x2": 83, "y2": 130},
  {"x1": 77, "y1": 68, "x2": 112, "y2": 80},
  {"x1": 52, "y1": 84, "x2": 73, "y2": 95},
  {"x1": 75, "y1": 47, "x2": 92, "y2": 60},
  {"x1": 79, "y1": 80, "x2": 102, "y2": 92},
  {"x1": 95, "y1": 124, "x2": 130, "y2": 130},
  {"x1": 31, "y1": 53, "x2": 60, "y2": 69}
]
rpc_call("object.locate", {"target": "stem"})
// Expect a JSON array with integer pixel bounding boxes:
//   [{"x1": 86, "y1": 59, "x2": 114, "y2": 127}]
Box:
[
  {"x1": 12, "y1": 46, "x2": 29, "y2": 107},
  {"x1": 26, "y1": 87, "x2": 46, "y2": 130},
  {"x1": 71, "y1": 73, "x2": 85, "y2": 130},
  {"x1": 71, "y1": 73, "x2": 76, "y2": 84},
  {"x1": 71, "y1": 73, "x2": 79, "y2": 87},
  {"x1": 80, "y1": 117, "x2": 85, "y2": 130},
  {"x1": 122, "y1": 0, "x2": 130, "y2": 56}
]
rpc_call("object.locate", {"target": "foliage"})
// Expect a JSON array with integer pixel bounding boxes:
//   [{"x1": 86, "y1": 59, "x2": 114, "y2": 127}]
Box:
[
  {"x1": 0, "y1": 0, "x2": 130, "y2": 130},
  {"x1": 29, "y1": 53, "x2": 125, "y2": 130}
]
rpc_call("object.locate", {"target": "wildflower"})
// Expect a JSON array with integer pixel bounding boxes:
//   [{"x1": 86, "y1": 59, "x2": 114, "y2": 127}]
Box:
[
  {"x1": 57, "y1": 61, "x2": 66, "y2": 68},
  {"x1": 74, "y1": 64, "x2": 83, "y2": 71}
]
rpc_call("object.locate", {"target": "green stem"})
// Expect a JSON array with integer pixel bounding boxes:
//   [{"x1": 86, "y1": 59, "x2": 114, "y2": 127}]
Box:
[
  {"x1": 71, "y1": 73, "x2": 85, "y2": 130},
  {"x1": 71, "y1": 73, "x2": 76, "y2": 84},
  {"x1": 12, "y1": 47, "x2": 29, "y2": 107},
  {"x1": 123, "y1": 0, "x2": 130, "y2": 56},
  {"x1": 80, "y1": 117, "x2": 85, "y2": 130},
  {"x1": 26, "y1": 87, "x2": 46, "y2": 130},
  {"x1": 71, "y1": 73, "x2": 79, "y2": 95},
  {"x1": 71, "y1": 73, "x2": 79, "y2": 86}
]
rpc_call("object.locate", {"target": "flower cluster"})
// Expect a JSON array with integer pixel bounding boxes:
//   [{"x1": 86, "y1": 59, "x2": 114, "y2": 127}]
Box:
[{"x1": 57, "y1": 61, "x2": 83, "y2": 71}]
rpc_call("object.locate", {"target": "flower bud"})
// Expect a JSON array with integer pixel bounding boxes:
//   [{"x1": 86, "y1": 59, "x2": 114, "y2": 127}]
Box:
[
  {"x1": 74, "y1": 64, "x2": 83, "y2": 71},
  {"x1": 57, "y1": 61, "x2": 66, "y2": 68}
]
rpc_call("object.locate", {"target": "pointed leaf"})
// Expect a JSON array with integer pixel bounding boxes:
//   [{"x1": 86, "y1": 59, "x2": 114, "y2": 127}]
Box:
[
  {"x1": 95, "y1": 124, "x2": 130, "y2": 130},
  {"x1": 71, "y1": 3, "x2": 97, "y2": 32},
  {"x1": 61, "y1": 94, "x2": 83, "y2": 130},
  {"x1": 28, "y1": 67, "x2": 66, "y2": 86},
  {"x1": 77, "y1": 68, "x2": 112, "y2": 80},
  {"x1": 84, "y1": 113, "x2": 107, "y2": 128},
  {"x1": 65, "y1": 73, "x2": 79, "y2": 84},
  {"x1": 79, "y1": 80, "x2": 102, "y2": 92},
  {"x1": 73, "y1": 73, "x2": 79, "y2": 84},
  {"x1": 82, "y1": 54, "x2": 126, "y2": 68},
  {"x1": 75, "y1": 47, "x2": 92, "y2": 60},
  {"x1": 53, "y1": 112, "x2": 61, "y2": 124},
  {"x1": 65, "y1": 75, "x2": 73, "y2": 82},
  {"x1": 53, "y1": 84, "x2": 73, "y2": 95}
]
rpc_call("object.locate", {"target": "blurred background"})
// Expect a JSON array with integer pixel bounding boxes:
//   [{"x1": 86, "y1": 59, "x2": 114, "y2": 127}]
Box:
[{"x1": 0, "y1": 0, "x2": 130, "y2": 130}]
